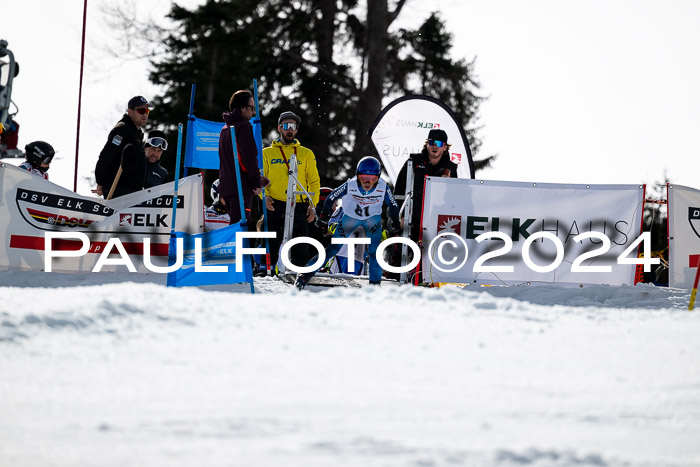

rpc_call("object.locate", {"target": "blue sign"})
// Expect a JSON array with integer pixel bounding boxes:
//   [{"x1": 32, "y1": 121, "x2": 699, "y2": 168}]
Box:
[
  {"x1": 166, "y1": 222, "x2": 253, "y2": 287},
  {"x1": 184, "y1": 117, "x2": 223, "y2": 170}
]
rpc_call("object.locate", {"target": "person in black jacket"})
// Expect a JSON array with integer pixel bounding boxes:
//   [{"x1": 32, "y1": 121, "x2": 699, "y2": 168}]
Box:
[
  {"x1": 94, "y1": 96, "x2": 150, "y2": 199},
  {"x1": 143, "y1": 129, "x2": 169, "y2": 188},
  {"x1": 394, "y1": 128, "x2": 458, "y2": 242}
]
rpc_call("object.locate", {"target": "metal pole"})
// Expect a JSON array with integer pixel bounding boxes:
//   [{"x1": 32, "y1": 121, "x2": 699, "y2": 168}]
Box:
[
  {"x1": 166, "y1": 124, "x2": 184, "y2": 276},
  {"x1": 169, "y1": 124, "x2": 184, "y2": 233},
  {"x1": 73, "y1": 0, "x2": 88, "y2": 192},
  {"x1": 399, "y1": 158, "x2": 414, "y2": 284},
  {"x1": 184, "y1": 84, "x2": 196, "y2": 177},
  {"x1": 231, "y1": 128, "x2": 255, "y2": 294},
  {"x1": 252, "y1": 79, "x2": 272, "y2": 275}
]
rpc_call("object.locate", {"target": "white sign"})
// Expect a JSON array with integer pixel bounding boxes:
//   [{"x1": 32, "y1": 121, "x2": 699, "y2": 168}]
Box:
[
  {"x1": 0, "y1": 163, "x2": 203, "y2": 273},
  {"x1": 369, "y1": 95, "x2": 474, "y2": 184},
  {"x1": 667, "y1": 184, "x2": 700, "y2": 288},
  {"x1": 420, "y1": 178, "x2": 645, "y2": 286}
]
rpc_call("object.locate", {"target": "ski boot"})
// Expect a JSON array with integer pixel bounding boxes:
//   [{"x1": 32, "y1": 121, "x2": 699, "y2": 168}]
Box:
[
  {"x1": 295, "y1": 273, "x2": 312, "y2": 290},
  {"x1": 253, "y1": 262, "x2": 267, "y2": 277},
  {"x1": 369, "y1": 280, "x2": 381, "y2": 286}
]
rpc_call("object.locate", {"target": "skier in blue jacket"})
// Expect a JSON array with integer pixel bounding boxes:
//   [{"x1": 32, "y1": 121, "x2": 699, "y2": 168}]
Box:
[{"x1": 295, "y1": 156, "x2": 401, "y2": 289}]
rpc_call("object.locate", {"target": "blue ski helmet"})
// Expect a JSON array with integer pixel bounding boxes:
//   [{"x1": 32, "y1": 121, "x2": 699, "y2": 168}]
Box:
[
  {"x1": 211, "y1": 179, "x2": 220, "y2": 204},
  {"x1": 356, "y1": 156, "x2": 381, "y2": 176}
]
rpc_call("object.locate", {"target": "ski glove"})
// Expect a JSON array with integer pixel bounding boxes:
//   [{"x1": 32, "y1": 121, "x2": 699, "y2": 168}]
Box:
[
  {"x1": 316, "y1": 217, "x2": 330, "y2": 236},
  {"x1": 387, "y1": 217, "x2": 402, "y2": 237},
  {"x1": 389, "y1": 226, "x2": 403, "y2": 237}
]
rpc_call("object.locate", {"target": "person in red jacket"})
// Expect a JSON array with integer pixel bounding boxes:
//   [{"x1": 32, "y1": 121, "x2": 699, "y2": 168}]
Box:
[{"x1": 218, "y1": 90, "x2": 268, "y2": 225}]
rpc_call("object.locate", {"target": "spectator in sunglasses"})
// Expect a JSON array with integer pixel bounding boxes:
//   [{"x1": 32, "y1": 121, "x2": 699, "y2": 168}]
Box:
[
  {"x1": 218, "y1": 90, "x2": 269, "y2": 225},
  {"x1": 143, "y1": 130, "x2": 169, "y2": 188},
  {"x1": 261, "y1": 110, "x2": 321, "y2": 274},
  {"x1": 394, "y1": 128, "x2": 458, "y2": 242},
  {"x1": 94, "y1": 95, "x2": 150, "y2": 198}
]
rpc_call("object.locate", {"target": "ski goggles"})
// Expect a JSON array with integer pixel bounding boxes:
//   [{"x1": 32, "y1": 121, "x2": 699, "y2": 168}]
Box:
[
  {"x1": 280, "y1": 122, "x2": 297, "y2": 131},
  {"x1": 134, "y1": 107, "x2": 150, "y2": 115},
  {"x1": 39, "y1": 154, "x2": 54, "y2": 164},
  {"x1": 358, "y1": 174, "x2": 379, "y2": 184},
  {"x1": 146, "y1": 137, "x2": 168, "y2": 150},
  {"x1": 427, "y1": 139, "x2": 446, "y2": 148}
]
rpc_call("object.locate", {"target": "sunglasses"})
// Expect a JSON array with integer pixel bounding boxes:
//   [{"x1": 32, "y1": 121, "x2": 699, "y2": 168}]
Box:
[
  {"x1": 280, "y1": 122, "x2": 297, "y2": 131},
  {"x1": 358, "y1": 174, "x2": 379, "y2": 183},
  {"x1": 146, "y1": 137, "x2": 168, "y2": 150},
  {"x1": 134, "y1": 107, "x2": 150, "y2": 115},
  {"x1": 427, "y1": 139, "x2": 446, "y2": 148}
]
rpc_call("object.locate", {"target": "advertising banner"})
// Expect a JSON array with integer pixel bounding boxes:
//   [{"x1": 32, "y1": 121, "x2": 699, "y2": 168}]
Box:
[
  {"x1": 184, "y1": 116, "x2": 222, "y2": 170},
  {"x1": 420, "y1": 178, "x2": 645, "y2": 286},
  {"x1": 0, "y1": 163, "x2": 203, "y2": 273},
  {"x1": 667, "y1": 184, "x2": 700, "y2": 288},
  {"x1": 166, "y1": 223, "x2": 252, "y2": 287},
  {"x1": 368, "y1": 95, "x2": 475, "y2": 184}
]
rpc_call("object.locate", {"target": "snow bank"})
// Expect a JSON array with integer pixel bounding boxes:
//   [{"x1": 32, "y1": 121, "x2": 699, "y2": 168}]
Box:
[{"x1": 1, "y1": 271, "x2": 699, "y2": 466}]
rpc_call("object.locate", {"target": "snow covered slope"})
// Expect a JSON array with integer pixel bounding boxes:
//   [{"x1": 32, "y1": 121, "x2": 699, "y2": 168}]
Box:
[{"x1": 1, "y1": 271, "x2": 699, "y2": 466}]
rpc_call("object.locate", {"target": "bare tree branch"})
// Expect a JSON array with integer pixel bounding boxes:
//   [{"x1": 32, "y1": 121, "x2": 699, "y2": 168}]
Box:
[{"x1": 388, "y1": 0, "x2": 408, "y2": 25}]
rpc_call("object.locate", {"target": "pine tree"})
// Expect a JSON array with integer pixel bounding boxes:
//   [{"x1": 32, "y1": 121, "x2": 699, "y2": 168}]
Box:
[{"x1": 110, "y1": 0, "x2": 492, "y2": 183}]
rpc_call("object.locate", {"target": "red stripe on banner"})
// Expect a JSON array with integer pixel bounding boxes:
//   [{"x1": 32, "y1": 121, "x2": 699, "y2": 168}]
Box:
[
  {"x1": 690, "y1": 255, "x2": 700, "y2": 268},
  {"x1": 10, "y1": 235, "x2": 83, "y2": 251},
  {"x1": 9, "y1": 235, "x2": 170, "y2": 256},
  {"x1": 26, "y1": 207, "x2": 55, "y2": 221},
  {"x1": 25, "y1": 208, "x2": 94, "y2": 228}
]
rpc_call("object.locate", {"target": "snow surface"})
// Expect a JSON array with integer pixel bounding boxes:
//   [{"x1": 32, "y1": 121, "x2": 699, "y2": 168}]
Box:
[{"x1": 1, "y1": 271, "x2": 699, "y2": 467}]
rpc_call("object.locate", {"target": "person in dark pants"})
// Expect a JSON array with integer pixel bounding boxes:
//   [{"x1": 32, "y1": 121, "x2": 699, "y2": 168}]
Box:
[
  {"x1": 143, "y1": 130, "x2": 169, "y2": 188},
  {"x1": 217, "y1": 90, "x2": 268, "y2": 225},
  {"x1": 94, "y1": 96, "x2": 150, "y2": 198},
  {"x1": 262, "y1": 111, "x2": 321, "y2": 273},
  {"x1": 392, "y1": 129, "x2": 458, "y2": 284}
]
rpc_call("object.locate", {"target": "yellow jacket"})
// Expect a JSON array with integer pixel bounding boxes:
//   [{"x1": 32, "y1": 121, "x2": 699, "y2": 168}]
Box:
[{"x1": 262, "y1": 139, "x2": 321, "y2": 205}]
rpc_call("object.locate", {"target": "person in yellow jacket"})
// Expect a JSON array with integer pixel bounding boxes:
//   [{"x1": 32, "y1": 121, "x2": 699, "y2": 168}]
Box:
[{"x1": 262, "y1": 111, "x2": 321, "y2": 273}]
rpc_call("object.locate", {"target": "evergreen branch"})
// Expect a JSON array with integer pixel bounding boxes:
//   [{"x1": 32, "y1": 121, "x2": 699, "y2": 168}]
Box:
[{"x1": 280, "y1": 50, "x2": 360, "y2": 94}]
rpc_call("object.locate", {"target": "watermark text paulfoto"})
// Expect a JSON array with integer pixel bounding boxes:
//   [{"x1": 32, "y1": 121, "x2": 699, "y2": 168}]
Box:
[{"x1": 43, "y1": 231, "x2": 659, "y2": 274}]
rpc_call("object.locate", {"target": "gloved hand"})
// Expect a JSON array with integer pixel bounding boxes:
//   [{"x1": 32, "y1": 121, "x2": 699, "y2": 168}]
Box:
[
  {"x1": 317, "y1": 210, "x2": 333, "y2": 236},
  {"x1": 389, "y1": 226, "x2": 403, "y2": 237},
  {"x1": 316, "y1": 216, "x2": 329, "y2": 235},
  {"x1": 387, "y1": 218, "x2": 403, "y2": 237}
]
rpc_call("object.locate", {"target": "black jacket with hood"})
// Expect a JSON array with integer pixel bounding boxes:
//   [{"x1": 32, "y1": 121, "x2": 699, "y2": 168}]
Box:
[
  {"x1": 95, "y1": 114, "x2": 146, "y2": 198},
  {"x1": 394, "y1": 147, "x2": 458, "y2": 241}
]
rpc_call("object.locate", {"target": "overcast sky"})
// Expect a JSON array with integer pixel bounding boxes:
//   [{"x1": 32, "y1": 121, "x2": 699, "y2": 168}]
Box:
[{"x1": 2, "y1": 0, "x2": 698, "y2": 196}]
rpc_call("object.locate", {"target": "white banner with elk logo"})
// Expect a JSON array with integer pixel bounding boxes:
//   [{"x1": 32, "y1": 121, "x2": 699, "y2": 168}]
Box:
[
  {"x1": 420, "y1": 178, "x2": 645, "y2": 286},
  {"x1": 667, "y1": 183, "x2": 700, "y2": 289},
  {"x1": 0, "y1": 163, "x2": 203, "y2": 273},
  {"x1": 368, "y1": 95, "x2": 475, "y2": 184}
]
